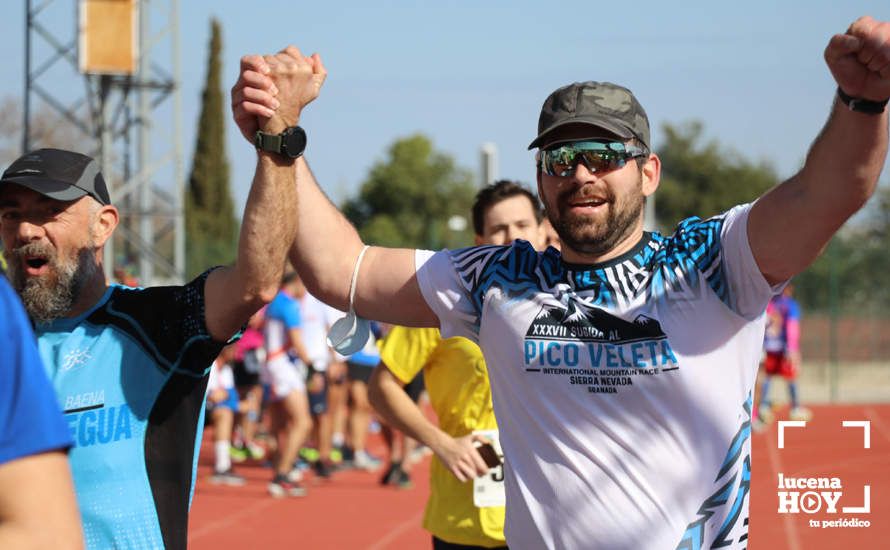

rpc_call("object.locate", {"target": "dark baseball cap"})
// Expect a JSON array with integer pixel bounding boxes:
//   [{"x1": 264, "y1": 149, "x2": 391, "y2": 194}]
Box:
[
  {"x1": 528, "y1": 81, "x2": 650, "y2": 151},
  {"x1": 0, "y1": 148, "x2": 111, "y2": 205}
]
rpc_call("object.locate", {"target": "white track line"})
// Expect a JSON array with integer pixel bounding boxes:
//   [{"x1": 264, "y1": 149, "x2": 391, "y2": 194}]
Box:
[
  {"x1": 764, "y1": 430, "x2": 802, "y2": 550},
  {"x1": 366, "y1": 509, "x2": 425, "y2": 550},
  {"x1": 863, "y1": 407, "x2": 890, "y2": 445},
  {"x1": 187, "y1": 498, "x2": 276, "y2": 543}
]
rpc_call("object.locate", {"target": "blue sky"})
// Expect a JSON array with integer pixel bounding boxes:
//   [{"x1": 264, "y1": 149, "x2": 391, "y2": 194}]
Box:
[{"x1": 2, "y1": 0, "x2": 888, "y2": 213}]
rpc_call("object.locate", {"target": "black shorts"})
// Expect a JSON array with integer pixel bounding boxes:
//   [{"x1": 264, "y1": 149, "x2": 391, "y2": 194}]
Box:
[
  {"x1": 433, "y1": 536, "x2": 507, "y2": 550},
  {"x1": 233, "y1": 350, "x2": 262, "y2": 387},
  {"x1": 403, "y1": 371, "x2": 424, "y2": 403},
  {"x1": 347, "y1": 361, "x2": 374, "y2": 384},
  {"x1": 308, "y1": 374, "x2": 329, "y2": 416}
]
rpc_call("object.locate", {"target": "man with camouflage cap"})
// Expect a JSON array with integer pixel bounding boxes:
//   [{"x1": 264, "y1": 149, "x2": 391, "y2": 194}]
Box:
[{"x1": 235, "y1": 16, "x2": 889, "y2": 548}]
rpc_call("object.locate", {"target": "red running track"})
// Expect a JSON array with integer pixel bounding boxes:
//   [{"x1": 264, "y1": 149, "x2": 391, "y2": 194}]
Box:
[{"x1": 189, "y1": 403, "x2": 890, "y2": 549}]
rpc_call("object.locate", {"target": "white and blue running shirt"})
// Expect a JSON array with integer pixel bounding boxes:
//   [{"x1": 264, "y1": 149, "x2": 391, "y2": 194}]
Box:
[{"x1": 416, "y1": 204, "x2": 775, "y2": 550}]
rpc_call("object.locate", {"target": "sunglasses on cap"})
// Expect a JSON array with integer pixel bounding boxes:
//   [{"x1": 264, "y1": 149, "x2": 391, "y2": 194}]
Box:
[{"x1": 539, "y1": 140, "x2": 647, "y2": 177}]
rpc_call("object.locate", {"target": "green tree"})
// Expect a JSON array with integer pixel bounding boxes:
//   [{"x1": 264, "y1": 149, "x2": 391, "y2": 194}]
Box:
[
  {"x1": 655, "y1": 121, "x2": 778, "y2": 230},
  {"x1": 856, "y1": 184, "x2": 890, "y2": 312},
  {"x1": 342, "y1": 134, "x2": 477, "y2": 249},
  {"x1": 184, "y1": 19, "x2": 237, "y2": 279},
  {"x1": 798, "y1": 184, "x2": 890, "y2": 314}
]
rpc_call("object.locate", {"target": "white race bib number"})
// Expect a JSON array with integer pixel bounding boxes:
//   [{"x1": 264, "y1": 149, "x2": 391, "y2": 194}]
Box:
[{"x1": 472, "y1": 429, "x2": 505, "y2": 508}]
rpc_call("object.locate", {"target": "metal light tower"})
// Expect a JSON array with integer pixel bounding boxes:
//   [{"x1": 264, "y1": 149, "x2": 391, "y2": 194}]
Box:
[{"x1": 23, "y1": 0, "x2": 184, "y2": 285}]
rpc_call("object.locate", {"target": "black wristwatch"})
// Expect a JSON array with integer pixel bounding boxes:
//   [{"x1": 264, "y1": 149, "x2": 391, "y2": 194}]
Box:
[
  {"x1": 254, "y1": 126, "x2": 307, "y2": 158},
  {"x1": 837, "y1": 87, "x2": 889, "y2": 115}
]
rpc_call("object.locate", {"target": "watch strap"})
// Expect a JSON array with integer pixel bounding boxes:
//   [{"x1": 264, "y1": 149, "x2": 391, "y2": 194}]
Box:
[
  {"x1": 837, "y1": 87, "x2": 889, "y2": 114},
  {"x1": 254, "y1": 131, "x2": 284, "y2": 154}
]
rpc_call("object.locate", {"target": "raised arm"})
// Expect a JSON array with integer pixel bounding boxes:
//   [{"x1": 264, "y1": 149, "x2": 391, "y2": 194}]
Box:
[
  {"x1": 232, "y1": 54, "x2": 438, "y2": 328},
  {"x1": 749, "y1": 16, "x2": 889, "y2": 285},
  {"x1": 204, "y1": 48, "x2": 326, "y2": 341},
  {"x1": 291, "y1": 158, "x2": 437, "y2": 326}
]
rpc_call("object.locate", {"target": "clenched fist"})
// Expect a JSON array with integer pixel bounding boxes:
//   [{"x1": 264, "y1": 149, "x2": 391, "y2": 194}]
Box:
[{"x1": 825, "y1": 16, "x2": 890, "y2": 103}]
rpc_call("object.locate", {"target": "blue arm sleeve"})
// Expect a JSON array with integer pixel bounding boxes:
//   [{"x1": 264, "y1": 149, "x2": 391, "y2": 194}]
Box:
[{"x1": 0, "y1": 278, "x2": 73, "y2": 465}]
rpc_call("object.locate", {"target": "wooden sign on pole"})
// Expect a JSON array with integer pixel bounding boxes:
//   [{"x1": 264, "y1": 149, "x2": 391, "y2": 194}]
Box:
[{"x1": 79, "y1": 0, "x2": 138, "y2": 75}]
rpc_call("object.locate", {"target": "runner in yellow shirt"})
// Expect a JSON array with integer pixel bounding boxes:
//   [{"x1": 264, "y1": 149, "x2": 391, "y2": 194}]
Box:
[{"x1": 370, "y1": 180, "x2": 548, "y2": 549}]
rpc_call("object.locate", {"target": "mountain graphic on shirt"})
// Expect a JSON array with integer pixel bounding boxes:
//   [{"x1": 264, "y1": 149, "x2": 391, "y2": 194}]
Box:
[{"x1": 527, "y1": 300, "x2": 665, "y2": 343}]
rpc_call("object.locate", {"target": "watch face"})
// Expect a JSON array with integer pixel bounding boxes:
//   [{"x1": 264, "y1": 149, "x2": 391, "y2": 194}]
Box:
[{"x1": 283, "y1": 127, "x2": 307, "y2": 158}]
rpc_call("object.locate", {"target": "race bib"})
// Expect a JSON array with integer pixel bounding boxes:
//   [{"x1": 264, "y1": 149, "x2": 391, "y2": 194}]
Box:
[{"x1": 472, "y1": 429, "x2": 505, "y2": 508}]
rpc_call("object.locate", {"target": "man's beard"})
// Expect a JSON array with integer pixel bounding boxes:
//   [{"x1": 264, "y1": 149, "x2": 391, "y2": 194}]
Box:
[
  {"x1": 548, "y1": 175, "x2": 645, "y2": 259},
  {"x1": 6, "y1": 242, "x2": 99, "y2": 325}
]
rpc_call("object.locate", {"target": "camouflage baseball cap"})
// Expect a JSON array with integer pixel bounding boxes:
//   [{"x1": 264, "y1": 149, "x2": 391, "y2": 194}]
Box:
[{"x1": 528, "y1": 81, "x2": 650, "y2": 151}]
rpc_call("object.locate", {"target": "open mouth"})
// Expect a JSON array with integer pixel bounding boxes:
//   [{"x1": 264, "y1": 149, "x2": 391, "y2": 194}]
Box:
[
  {"x1": 567, "y1": 196, "x2": 609, "y2": 210},
  {"x1": 23, "y1": 256, "x2": 50, "y2": 275}
]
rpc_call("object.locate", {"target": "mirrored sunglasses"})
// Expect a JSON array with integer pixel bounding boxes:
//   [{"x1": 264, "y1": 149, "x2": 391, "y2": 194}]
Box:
[{"x1": 540, "y1": 140, "x2": 646, "y2": 177}]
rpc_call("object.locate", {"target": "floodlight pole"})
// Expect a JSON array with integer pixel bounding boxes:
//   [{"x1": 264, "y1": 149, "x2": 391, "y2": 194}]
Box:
[
  {"x1": 99, "y1": 75, "x2": 114, "y2": 278},
  {"x1": 23, "y1": 0, "x2": 31, "y2": 153}
]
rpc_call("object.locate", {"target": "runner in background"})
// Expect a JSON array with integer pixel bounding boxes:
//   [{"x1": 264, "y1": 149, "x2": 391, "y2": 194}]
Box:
[
  {"x1": 262, "y1": 273, "x2": 314, "y2": 497},
  {"x1": 377, "y1": 368, "x2": 424, "y2": 489},
  {"x1": 230, "y1": 309, "x2": 266, "y2": 462},
  {"x1": 291, "y1": 274, "x2": 339, "y2": 478},
  {"x1": 206, "y1": 344, "x2": 246, "y2": 485},
  {"x1": 758, "y1": 283, "x2": 811, "y2": 424},
  {"x1": 343, "y1": 323, "x2": 385, "y2": 471}
]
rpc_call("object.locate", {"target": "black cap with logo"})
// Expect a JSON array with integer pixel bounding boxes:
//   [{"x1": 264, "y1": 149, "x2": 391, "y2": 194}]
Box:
[
  {"x1": 528, "y1": 81, "x2": 650, "y2": 151},
  {"x1": 0, "y1": 148, "x2": 112, "y2": 205}
]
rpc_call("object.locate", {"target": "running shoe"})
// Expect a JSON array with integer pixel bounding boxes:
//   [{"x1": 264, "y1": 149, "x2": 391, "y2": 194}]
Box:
[
  {"x1": 379, "y1": 463, "x2": 399, "y2": 486},
  {"x1": 268, "y1": 476, "x2": 307, "y2": 498},
  {"x1": 353, "y1": 450, "x2": 382, "y2": 472},
  {"x1": 334, "y1": 445, "x2": 355, "y2": 468},
  {"x1": 210, "y1": 469, "x2": 246, "y2": 486},
  {"x1": 408, "y1": 444, "x2": 432, "y2": 465},
  {"x1": 313, "y1": 460, "x2": 333, "y2": 479},
  {"x1": 229, "y1": 446, "x2": 249, "y2": 463},
  {"x1": 299, "y1": 447, "x2": 320, "y2": 463},
  {"x1": 380, "y1": 464, "x2": 413, "y2": 489},
  {"x1": 287, "y1": 467, "x2": 304, "y2": 483},
  {"x1": 789, "y1": 407, "x2": 813, "y2": 422},
  {"x1": 329, "y1": 447, "x2": 343, "y2": 464},
  {"x1": 246, "y1": 442, "x2": 266, "y2": 460},
  {"x1": 394, "y1": 468, "x2": 413, "y2": 490},
  {"x1": 757, "y1": 404, "x2": 775, "y2": 425}
]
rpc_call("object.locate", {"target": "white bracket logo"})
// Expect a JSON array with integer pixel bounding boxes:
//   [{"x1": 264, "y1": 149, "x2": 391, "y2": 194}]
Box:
[{"x1": 777, "y1": 420, "x2": 871, "y2": 514}]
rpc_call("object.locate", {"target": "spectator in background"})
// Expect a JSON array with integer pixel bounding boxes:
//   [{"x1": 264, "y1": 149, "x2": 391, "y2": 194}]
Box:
[
  {"x1": 206, "y1": 344, "x2": 247, "y2": 485},
  {"x1": 343, "y1": 323, "x2": 385, "y2": 472},
  {"x1": 326, "y1": 340, "x2": 350, "y2": 465},
  {"x1": 377, "y1": 369, "x2": 424, "y2": 489},
  {"x1": 230, "y1": 309, "x2": 266, "y2": 462},
  {"x1": 262, "y1": 272, "x2": 315, "y2": 497},
  {"x1": 291, "y1": 274, "x2": 340, "y2": 478},
  {"x1": 0, "y1": 275, "x2": 83, "y2": 549},
  {"x1": 758, "y1": 284, "x2": 811, "y2": 423},
  {"x1": 112, "y1": 266, "x2": 139, "y2": 288}
]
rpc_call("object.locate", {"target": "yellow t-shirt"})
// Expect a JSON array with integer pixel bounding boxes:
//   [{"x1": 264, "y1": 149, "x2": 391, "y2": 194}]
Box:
[{"x1": 379, "y1": 326, "x2": 505, "y2": 547}]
